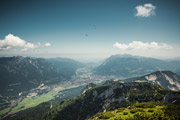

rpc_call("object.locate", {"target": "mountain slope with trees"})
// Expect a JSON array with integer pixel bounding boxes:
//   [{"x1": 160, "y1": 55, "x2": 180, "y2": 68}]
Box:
[
  {"x1": 95, "y1": 54, "x2": 180, "y2": 78},
  {"x1": 42, "y1": 82, "x2": 180, "y2": 120}
]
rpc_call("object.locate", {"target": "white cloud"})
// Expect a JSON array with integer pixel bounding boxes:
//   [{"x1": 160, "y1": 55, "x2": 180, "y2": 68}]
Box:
[
  {"x1": 0, "y1": 34, "x2": 26, "y2": 50},
  {"x1": 113, "y1": 41, "x2": 171, "y2": 50},
  {"x1": 44, "y1": 42, "x2": 51, "y2": 47},
  {"x1": 0, "y1": 34, "x2": 51, "y2": 51},
  {"x1": 22, "y1": 43, "x2": 37, "y2": 52},
  {"x1": 22, "y1": 42, "x2": 51, "y2": 52},
  {"x1": 135, "y1": 3, "x2": 156, "y2": 17}
]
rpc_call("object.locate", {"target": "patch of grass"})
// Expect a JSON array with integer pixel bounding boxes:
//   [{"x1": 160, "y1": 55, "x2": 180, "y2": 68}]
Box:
[
  {"x1": 0, "y1": 108, "x2": 10, "y2": 116},
  {"x1": 0, "y1": 85, "x2": 80, "y2": 115},
  {"x1": 130, "y1": 108, "x2": 144, "y2": 114},
  {"x1": 98, "y1": 112, "x2": 114, "y2": 119},
  {"x1": 11, "y1": 90, "x2": 57, "y2": 113},
  {"x1": 88, "y1": 102, "x2": 180, "y2": 120}
]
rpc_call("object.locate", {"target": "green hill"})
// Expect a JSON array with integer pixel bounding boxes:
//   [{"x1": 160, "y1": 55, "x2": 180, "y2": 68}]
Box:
[
  {"x1": 41, "y1": 82, "x2": 180, "y2": 120},
  {"x1": 89, "y1": 102, "x2": 180, "y2": 120}
]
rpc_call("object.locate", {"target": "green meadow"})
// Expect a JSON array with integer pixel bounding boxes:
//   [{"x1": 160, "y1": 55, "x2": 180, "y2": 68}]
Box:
[{"x1": 0, "y1": 85, "x2": 79, "y2": 116}]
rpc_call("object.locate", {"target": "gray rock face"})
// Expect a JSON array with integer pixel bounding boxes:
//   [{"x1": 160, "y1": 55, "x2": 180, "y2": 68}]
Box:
[
  {"x1": 92, "y1": 90, "x2": 98, "y2": 97},
  {"x1": 128, "y1": 71, "x2": 180, "y2": 91},
  {"x1": 99, "y1": 87, "x2": 114, "y2": 98},
  {"x1": 50, "y1": 81, "x2": 180, "y2": 120}
]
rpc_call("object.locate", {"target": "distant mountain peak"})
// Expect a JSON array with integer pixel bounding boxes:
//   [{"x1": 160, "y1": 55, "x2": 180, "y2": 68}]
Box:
[
  {"x1": 151, "y1": 71, "x2": 177, "y2": 75},
  {"x1": 110, "y1": 54, "x2": 145, "y2": 59},
  {"x1": 95, "y1": 54, "x2": 180, "y2": 79}
]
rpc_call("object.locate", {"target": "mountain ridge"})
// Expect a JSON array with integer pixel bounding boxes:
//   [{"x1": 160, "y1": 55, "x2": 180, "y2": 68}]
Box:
[
  {"x1": 125, "y1": 71, "x2": 180, "y2": 91},
  {"x1": 95, "y1": 54, "x2": 180, "y2": 78},
  {"x1": 4, "y1": 71, "x2": 180, "y2": 120},
  {"x1": 42, "y1": 81, "x2": 180, "y2": 120},
  {"x1": 0, "y1": 56, "x2": 83, "y2": 112}
]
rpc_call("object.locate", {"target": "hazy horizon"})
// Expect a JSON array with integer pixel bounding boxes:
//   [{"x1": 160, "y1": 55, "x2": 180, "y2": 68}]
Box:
[{"x1": 1, "y1": 53, "x2": 180, "y2": 63}]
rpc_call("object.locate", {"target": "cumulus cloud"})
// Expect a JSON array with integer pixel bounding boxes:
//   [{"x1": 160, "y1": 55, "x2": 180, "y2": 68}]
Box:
[
  {"x1": 113, "y1": 41, "x2": 171, "y2": 50},
  {"x1": 135, "y1": 3, "x2": 156, "y2": 17},
  {"x1": 22, "y1": 43, "x2": 37, "y2": 52},
  {"x1": 44, "y1": 42, "x2": 51, "y2": 47},
  {"x1": 0, "y1": 34, "x2": 51, "y2": 51},
  {"x1": 0, "y1": 34, "x2": 26, "y2": 50},
  {"x1": 22, "y1": 42, "x2": 51, "y2": 52}
]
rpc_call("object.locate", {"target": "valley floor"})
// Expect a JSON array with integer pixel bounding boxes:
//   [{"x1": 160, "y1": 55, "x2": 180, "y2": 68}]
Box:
[{"x1": 0, "y1": 66, "x2": 116, "y2": 119}]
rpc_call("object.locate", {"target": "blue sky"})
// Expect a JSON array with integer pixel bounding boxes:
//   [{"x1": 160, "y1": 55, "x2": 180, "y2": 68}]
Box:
[{"x1": 0, "y1": 0, "x2": 180, "y2": 61}]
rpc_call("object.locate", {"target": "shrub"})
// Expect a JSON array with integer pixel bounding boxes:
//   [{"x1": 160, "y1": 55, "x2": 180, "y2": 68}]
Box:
[
  {"x1": 123, "y1": 112, "x2": 128, "y2": 115},
  {"x1": 148, "y1": 109, "x2": 154, "y2": 112},
  {"x1": 116, "y1": 108, "x2": 125, "y2": 113},
  {"x1": 130, "y1": 109, "x2": 137, "y2": 114},
  {"x1": 134, "y1": 113, "x2": 150, "y2": 119},
  {"x1": 99, "y1": 112, "x2": 113, "y2": 119},
  {"x1": 130, "y1": 108, "x2": 144, "y2": 114}
]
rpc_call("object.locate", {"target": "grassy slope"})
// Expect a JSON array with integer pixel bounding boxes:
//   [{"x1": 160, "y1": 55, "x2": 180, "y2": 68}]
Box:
[
  {"x1": 41, "y1": 82, "x2": 168, "y2": 120},
  {"x1": 89, "y1": 102, "x2": 180, "y2": 120}
]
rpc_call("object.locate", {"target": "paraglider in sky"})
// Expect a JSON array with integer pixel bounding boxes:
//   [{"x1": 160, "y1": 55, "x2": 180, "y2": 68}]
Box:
[
  {"x1": 93, "y1": 24, "x2": 97, "y2": 29},
  {"x1": 85, "y1": 33, "x2": 88, "y2": 36}
]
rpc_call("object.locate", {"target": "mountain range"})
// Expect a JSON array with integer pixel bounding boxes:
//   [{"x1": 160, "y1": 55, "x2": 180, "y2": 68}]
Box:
[
  {"x1": 0, "y1": 56, "x2": 83, "y2": 93},
  {"x1": 1, "y1": 55, "x2": 180, "y2": 120},
  {"x1": 5, "y1": 71, "x2": 180, "y2": 120},
  {"x1": 95, "y1": 54, "x2": 180, "y2": 78},
  {"x1": 11, "y1": 80, "x2": 180, "y2": 120},
  {"x1": 0, "y1": 56, "x2": 83, "y2": 111}
]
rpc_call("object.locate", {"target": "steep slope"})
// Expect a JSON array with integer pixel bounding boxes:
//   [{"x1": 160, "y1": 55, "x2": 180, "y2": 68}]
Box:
[
  {"x1": 95, "y1": 54, "x2": 180, "y2": 78},
  {"x1": 47, "y1": 57, "x2": 84, "y2": 78},
  {"x1": 43, "y1": 82, "x2": 180, "y2": 120},
  {"x1": 0, "y1": 56, "x2": 64, "y2": 96},
  {"x1": 81, "y1": 83, "x2": 97, "y2": 94},
  {"x1": 89, "y1": 102, "x2": 180, "y2": 120},
  {"x1": 0, "y1": 56, "x2": 83, "y2": 111},
  {"x1": 129, "y1": 71, "x2": 180, "y2": 91}
]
